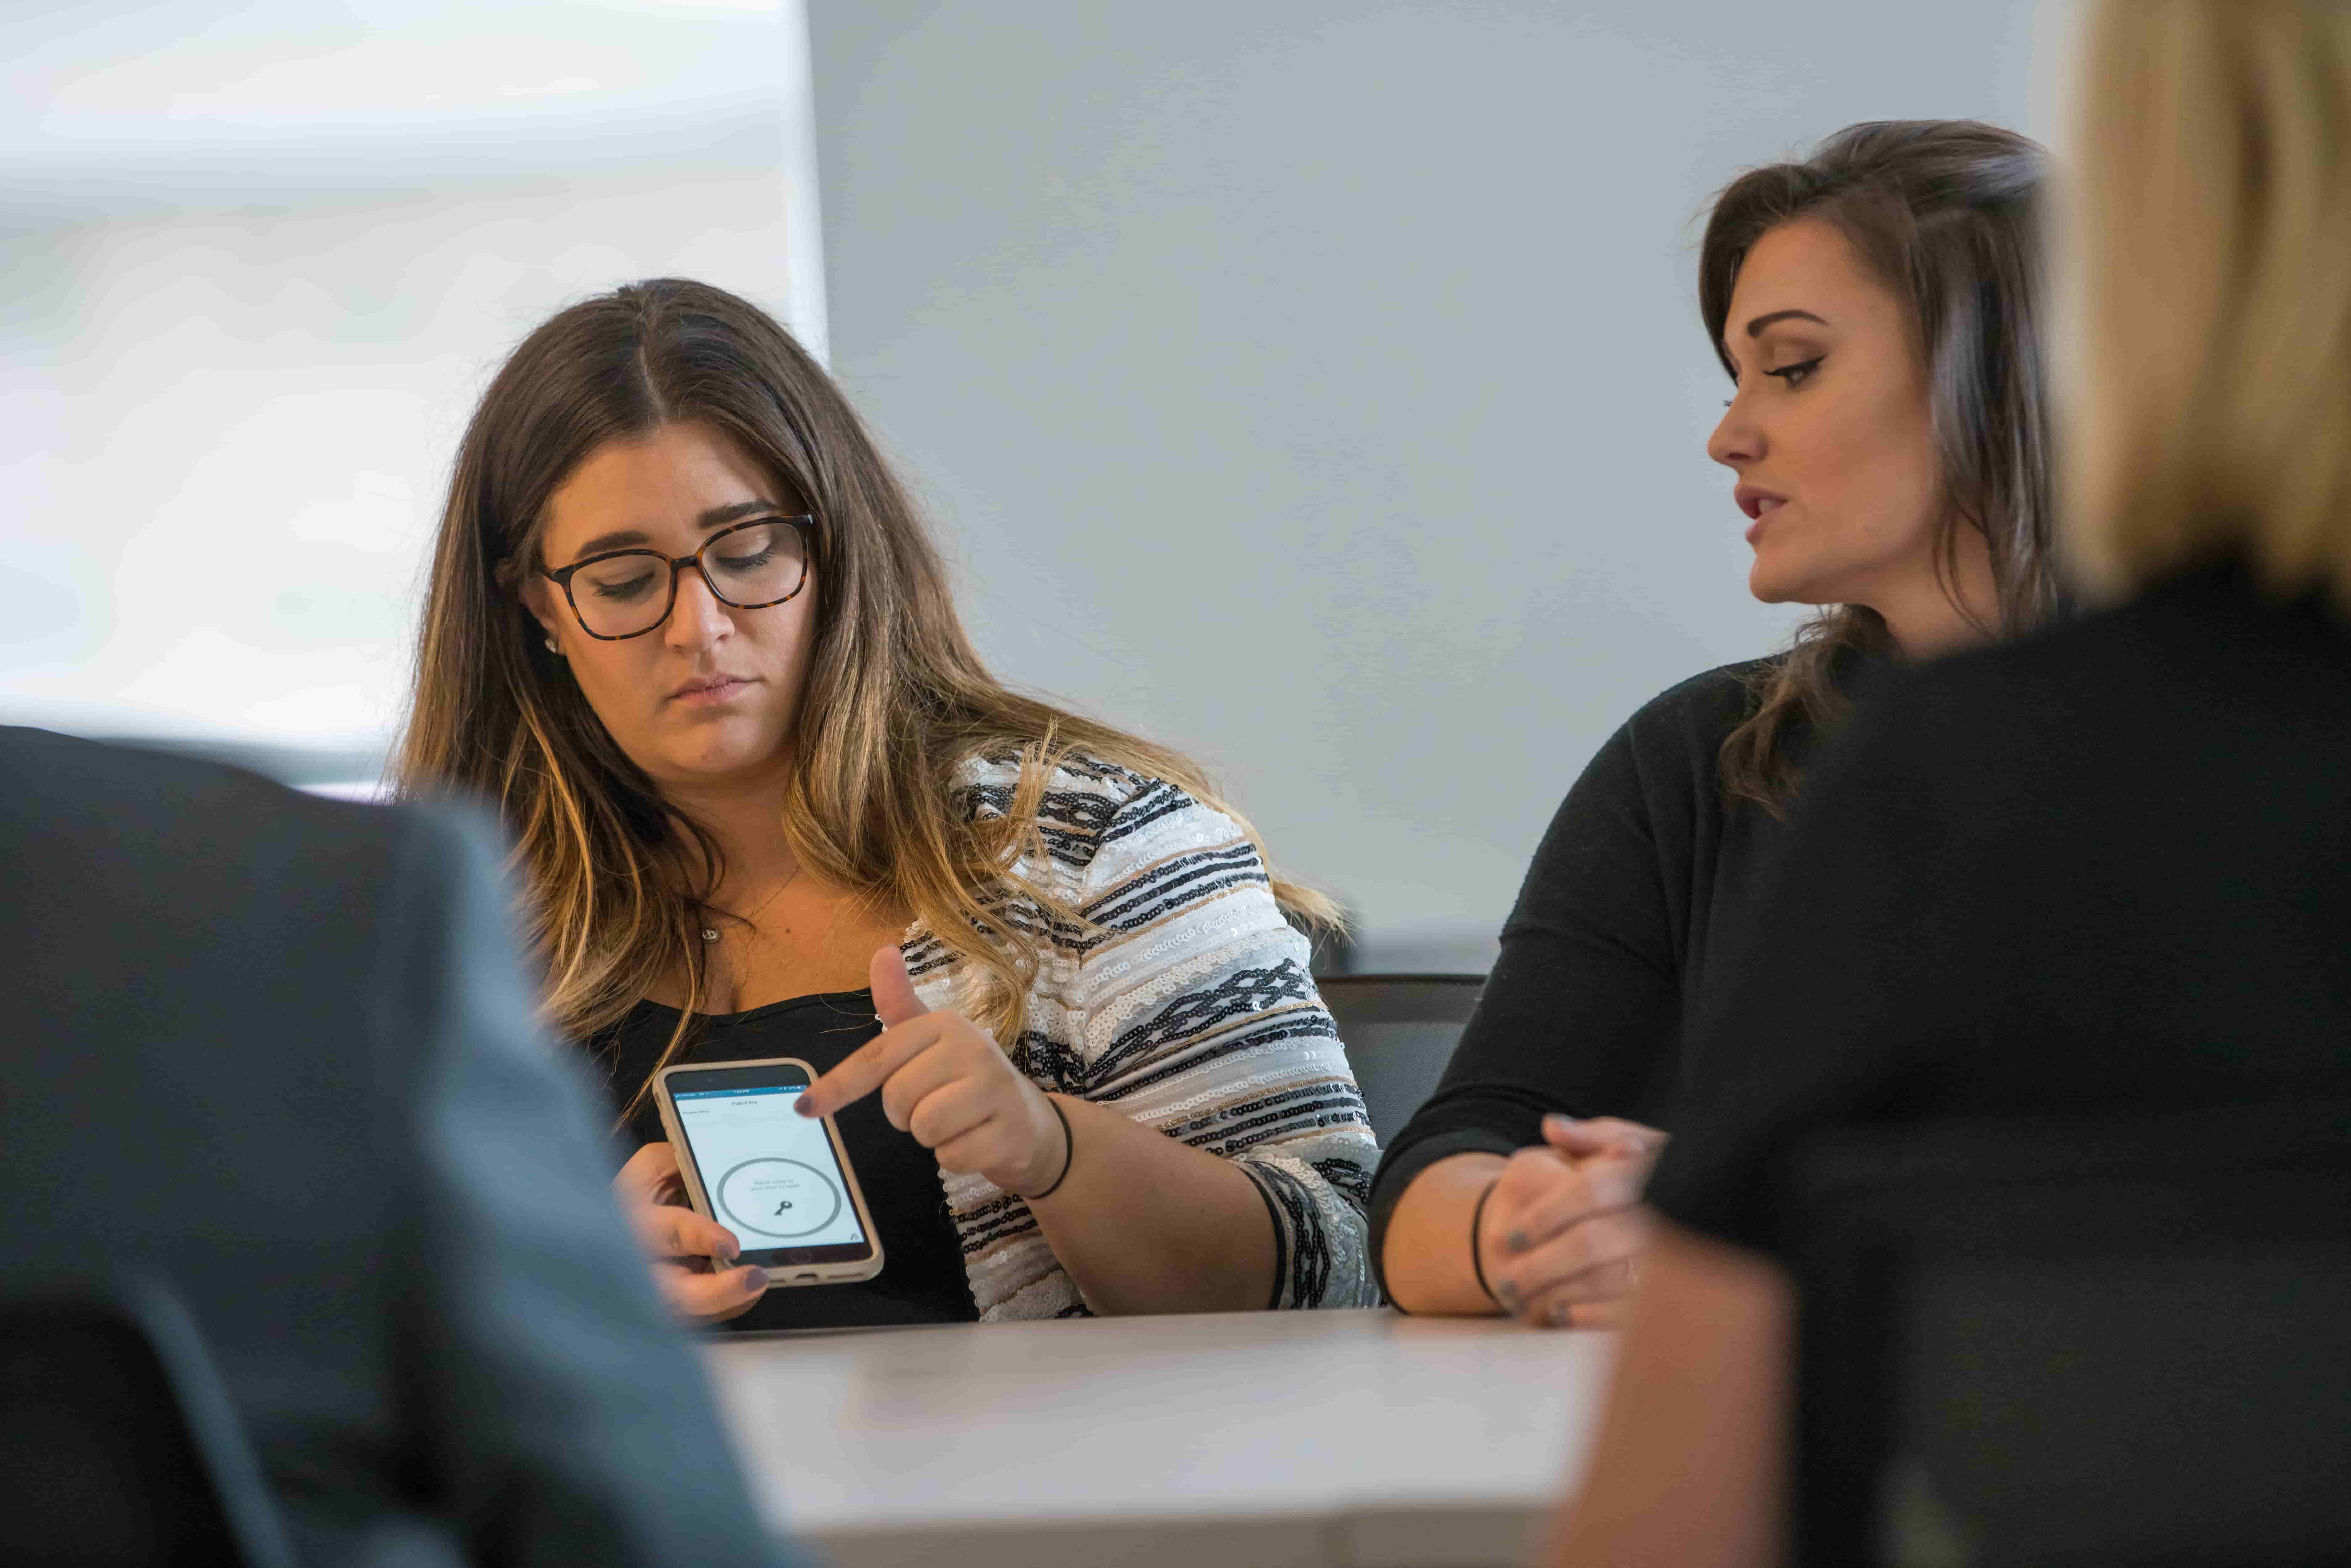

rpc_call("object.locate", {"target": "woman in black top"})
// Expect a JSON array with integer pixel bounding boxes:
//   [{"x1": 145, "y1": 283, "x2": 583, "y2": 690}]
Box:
[
  {"x1": 1552, "y1": 565, "x2": 2351, "y2": 1565},
  {"x1": 1551, "y1": 6, "x2": 2351, "y2": 1555},
  {"x1": 1374, "y1": 120, "x2": 2068, "y2": 1324}
]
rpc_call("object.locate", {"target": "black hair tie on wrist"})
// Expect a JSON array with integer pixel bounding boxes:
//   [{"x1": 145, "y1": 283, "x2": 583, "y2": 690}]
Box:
[
  {"x1": 1028, "y1": 1095, "x2": 1075, "y2": 1201},
  {"x1": 1470, "y1": 1178, "x2": 1503, "y2": 1307}
]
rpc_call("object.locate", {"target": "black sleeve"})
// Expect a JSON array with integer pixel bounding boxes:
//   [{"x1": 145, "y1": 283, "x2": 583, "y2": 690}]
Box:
[
  {"x1": 1369, "y1": 701, "x2": 1704, "y2": 1269},
  {"x1": 1644, "y1": 682, "x2": 1976, "y2": 1257}
]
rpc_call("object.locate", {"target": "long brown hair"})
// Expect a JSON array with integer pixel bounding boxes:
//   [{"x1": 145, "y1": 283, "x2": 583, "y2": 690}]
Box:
[
  {"x1": 1699, "y1": 120, "x2": 2067, "y2": 812},
  {"x1": 397, "y1": 279, "x2": 1333, "y2": 1107}
]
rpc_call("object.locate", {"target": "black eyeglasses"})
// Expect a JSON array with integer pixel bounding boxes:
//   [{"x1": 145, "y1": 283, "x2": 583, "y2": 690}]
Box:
[{"x1": 539, "y1": 515, "x2": 814, "y2": 641}]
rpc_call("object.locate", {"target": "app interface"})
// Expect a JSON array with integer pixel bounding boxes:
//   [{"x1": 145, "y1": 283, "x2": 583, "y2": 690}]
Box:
[{"x1": 673, "y1": 1084, "x2": 866, "y2": 1249}]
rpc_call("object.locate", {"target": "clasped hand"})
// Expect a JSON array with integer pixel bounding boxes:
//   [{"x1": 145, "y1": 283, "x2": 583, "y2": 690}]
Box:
[{"x1": 1478, "y1": 1114, "x2": 1666, "y2": 1329}]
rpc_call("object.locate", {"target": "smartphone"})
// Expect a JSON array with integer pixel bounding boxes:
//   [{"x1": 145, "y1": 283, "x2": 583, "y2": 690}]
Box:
[{"x1": 652, "y1": 1056, "x2": 885, "y2": 1287}]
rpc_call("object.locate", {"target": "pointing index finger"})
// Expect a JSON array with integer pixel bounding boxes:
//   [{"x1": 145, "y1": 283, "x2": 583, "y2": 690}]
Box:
[
  {"x1": 798, "y1": 1015, "x2": 942, "y2": 1119},
  {"x1": 870, "y1": 944, "x2": 925, "y2": 1027}
]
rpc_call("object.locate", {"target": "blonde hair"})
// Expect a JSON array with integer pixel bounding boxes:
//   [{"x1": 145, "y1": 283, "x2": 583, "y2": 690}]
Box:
[
  {"x1": 2067, "y1": 0, "x2": 2351, "y2": 607},
  {"x1": 396, "y1": 280, "x2": 1335, "y2": 1118}
]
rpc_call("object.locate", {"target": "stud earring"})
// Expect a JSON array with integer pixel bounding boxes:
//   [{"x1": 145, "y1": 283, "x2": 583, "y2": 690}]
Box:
[{"x1": 544, "y1": 636, "x2": 561, "y2": 653}]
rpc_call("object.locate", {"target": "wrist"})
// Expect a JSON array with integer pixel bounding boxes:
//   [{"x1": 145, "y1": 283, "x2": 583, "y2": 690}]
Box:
[
  {"x1": 1468, "y1": 1178, "x2": 1503, "y2": 1307},
  {"x1": 1018, "y1": 1092, "x2": 1076, "y2": 1201}
]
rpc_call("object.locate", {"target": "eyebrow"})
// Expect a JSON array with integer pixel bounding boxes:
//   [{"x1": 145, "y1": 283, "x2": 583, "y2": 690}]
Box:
[
  {"x1": 1744, "y1": 308, "x2": 1829, "y2": 337},
  {"x1": 568, "y1": 500, "x2": 784, "y2": 560}
]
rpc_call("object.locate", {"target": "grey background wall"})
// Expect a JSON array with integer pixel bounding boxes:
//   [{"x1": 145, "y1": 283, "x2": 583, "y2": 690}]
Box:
[{"x1": 809, "y1": 2, "x2": 2048, "y2": 969}]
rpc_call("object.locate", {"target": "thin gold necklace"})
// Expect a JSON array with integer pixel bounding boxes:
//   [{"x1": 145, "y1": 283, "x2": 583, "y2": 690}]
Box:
[{"x1": 700, "y1": 863, "x2": 802, "y2": 944}]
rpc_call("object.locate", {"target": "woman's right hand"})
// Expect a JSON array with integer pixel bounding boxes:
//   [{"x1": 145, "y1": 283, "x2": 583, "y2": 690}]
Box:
[
  {"x1": 613, "y1": 1141, "x2": 770, "y2": 1323},
  {"x1": 1477, "y1": 1115, "x2": 1667, "y2": 1329}
]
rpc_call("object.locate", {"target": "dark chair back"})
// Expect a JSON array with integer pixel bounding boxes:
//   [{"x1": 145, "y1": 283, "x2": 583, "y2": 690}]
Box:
[
  {"x1": 0, "y1": 1278, "x2": 295, "y2": 1568},
  {"x1": 1318, "y1": 973, "x2": 1484, "y2": 1146},
  {"x1": 1784, "y1": 1101, "x2": 2351, "y2": 1568}
]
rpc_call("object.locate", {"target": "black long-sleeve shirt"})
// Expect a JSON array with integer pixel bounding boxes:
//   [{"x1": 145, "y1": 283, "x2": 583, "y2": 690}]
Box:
[
  {"x1": 1648, "y1": 564, "x2": 2351, "y2": 1253},
  {"x1": 1368, "y1": 656, "x2": 1818, "y2": 1261}
]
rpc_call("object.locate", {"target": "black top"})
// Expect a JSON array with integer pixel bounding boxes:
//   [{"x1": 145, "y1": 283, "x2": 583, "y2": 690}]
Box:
[
  {"x1": 1368, "y1": 656, "x2": 1822, "y2": 1261},
  {"x1": 1648, "y1": 564, "x2": 2351, "y2": 1255},
  {"x1": 592, "y1": 990, "x2": 980, "y2": 1329}
]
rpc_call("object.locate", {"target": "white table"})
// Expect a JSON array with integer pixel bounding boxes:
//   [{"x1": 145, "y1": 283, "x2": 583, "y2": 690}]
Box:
[{"x1": 703, "y1": 1308, "x2": 1614, "y2": 1568}]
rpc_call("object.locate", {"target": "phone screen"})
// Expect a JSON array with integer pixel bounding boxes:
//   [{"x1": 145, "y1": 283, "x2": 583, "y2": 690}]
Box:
[{"x1": 667, "y1": 1064, "x2": 872, "y2": 1264}]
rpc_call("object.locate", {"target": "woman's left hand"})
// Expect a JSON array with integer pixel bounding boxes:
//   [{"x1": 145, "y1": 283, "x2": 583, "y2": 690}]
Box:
[
  {"x1": 795, "y1": 946, "x2": 1072, "y2": 1199},
  {"x1": 1485, "y1": 1113, "x2": 1668, "y2": 1329}
]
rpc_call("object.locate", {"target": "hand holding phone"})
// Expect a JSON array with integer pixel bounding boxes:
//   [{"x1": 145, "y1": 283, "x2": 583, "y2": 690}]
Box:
[
  {"x1": 654, "y1": 1056, "x2": 885, "y2": 1289},
  {"x1": 612, "y1": 1142, "x2": 771, "y2": 1322}
]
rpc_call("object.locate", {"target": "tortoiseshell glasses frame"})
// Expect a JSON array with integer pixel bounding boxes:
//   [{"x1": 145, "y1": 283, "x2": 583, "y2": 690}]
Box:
[{"x1": 537, "y1": 515, "x2": 815, "y2": 641}]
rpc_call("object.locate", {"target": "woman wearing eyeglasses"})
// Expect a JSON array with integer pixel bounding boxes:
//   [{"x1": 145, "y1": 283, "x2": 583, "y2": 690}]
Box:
[{"x1": 397, "y1": 279, "x2": 1377, "y2": 1328}]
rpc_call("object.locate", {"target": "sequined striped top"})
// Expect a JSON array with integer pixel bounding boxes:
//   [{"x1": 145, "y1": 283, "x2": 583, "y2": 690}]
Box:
[
  {"x1": 896, "y1": 750, "x2": 1380, "y2": 1317},
  {"x1": 592, "y1": 750, "x2": 1381, "y2": 1320}
]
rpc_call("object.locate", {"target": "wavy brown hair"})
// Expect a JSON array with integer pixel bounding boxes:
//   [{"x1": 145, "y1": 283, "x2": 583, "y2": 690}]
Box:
[
  {"x1": 1699, "y1": 120, "x2": 2068, "y2": 812},
  {"x1": 397, "y1": 279, "x2": 1333, "y2": 1111}
]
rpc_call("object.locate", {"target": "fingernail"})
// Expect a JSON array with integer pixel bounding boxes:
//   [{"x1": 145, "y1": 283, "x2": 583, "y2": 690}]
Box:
[
  {"x1": 714, "y1": 1238, "x2": 739, "y2": 1261},
  {"x1": 1543, "y1": 1113, "x2": 1577, "y2": 1132},
  {"x1": 1493, "y1": 1279, "x2": 1518, "y2": 1303},
  {"x1": 1548, "y1": 1303, "x2": 1570, "y2": 1328},
  {"x1": 1505, "y1": 1230, "x2": 1530, "y2": 1253},
  {"x1": 794, "y1": 1096, "x2": 817, "y2": 1117},
  {"x1": 739, "y1": 1266, "x2": 769, "y2": 1291}
]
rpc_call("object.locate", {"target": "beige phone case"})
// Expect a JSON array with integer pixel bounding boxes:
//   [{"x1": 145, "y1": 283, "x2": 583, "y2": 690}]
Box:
[{"x1": 654, "y1": 1055, "x2": 886, "y2": 1288}]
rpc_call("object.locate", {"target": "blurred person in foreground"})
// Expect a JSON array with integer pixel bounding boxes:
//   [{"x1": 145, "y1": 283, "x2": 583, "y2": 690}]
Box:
[
  {"x1": 1548, "y1": 3, "x2": 2351, "y2": 1562},
  {"x1": 396, "y1": 279, "x2": 1375, "y2": 1328},
  {"x1": 0, "y1": 728, "x2": 804, "y2": 1568},
  {"x1": 1375, "y1": 118, "x2": 2065, "y2": 1328}
]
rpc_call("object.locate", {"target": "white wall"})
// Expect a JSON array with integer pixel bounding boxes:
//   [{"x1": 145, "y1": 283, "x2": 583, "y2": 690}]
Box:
[
  {"x1": 1, "y1": 0, "x2": 825, "y2": 776},
  {"x1": 809, "y1": 1, "x2": 2048, "y2": 968}
]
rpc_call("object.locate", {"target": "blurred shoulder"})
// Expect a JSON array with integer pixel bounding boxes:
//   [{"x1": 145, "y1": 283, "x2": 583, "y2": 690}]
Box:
[
  {"x1": 0, "y1": 725, "x2": 443, "y2": 899},
  {"x1": 1835, "y1": 570, "x2": 2248, "y2": 751},
  {"x1": 1778, "y1": 590, "x2": 2216, "y2": 842},
  {"x1": 1914, "y1": 562, "x2": 2344, "y2": 703}
]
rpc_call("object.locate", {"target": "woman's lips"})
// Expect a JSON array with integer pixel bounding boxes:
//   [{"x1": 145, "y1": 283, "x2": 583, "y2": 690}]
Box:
[
  {"x1": 669, "y1": 676, "x2": 752, "y2": 706},
  {"x1": 1743, "y1": 495, "x2": 1785, "y2": 548}
]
